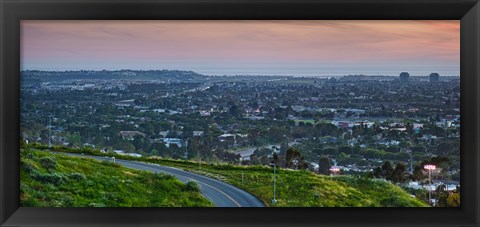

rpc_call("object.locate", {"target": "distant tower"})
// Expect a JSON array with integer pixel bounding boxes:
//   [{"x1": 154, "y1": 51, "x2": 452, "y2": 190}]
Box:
[
  {"x1": 399, "y1": 72, "x2": 410, "y2": 83},
  {"x1": 429, "y1": 73, "x2": 440, "y2": 82}
]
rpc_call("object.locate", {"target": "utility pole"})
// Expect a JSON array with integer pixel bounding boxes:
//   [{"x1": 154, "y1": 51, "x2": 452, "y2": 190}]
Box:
[
  {"x1": 197, "y1": 150, "x2": 201, "y2": 170},
  {"x1": 424, "y1": 164, "x2": 436, "y2": 206},
  {"x1": 48, "y1": 115, "x2": 52, "y2": 148},
  {"x1": 270, "y1": 163, "x2": 277, "y2": 205},
  {"x1": 184, "y1": 140, "x2": 188, "y2": 160},
  {"x1": 409, "y1": 152, "x2": 413, "y2": 174}
]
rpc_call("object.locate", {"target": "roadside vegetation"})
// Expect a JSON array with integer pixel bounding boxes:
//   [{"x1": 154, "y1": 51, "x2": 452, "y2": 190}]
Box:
[
  {"x1": 24, "y1": 143, "x2": 428, "y2": 207},
  {"x1": 20, "y1": 148, "x2": 213, "y2": 207},
  {"x1": 147, "y1": 157, "x2": 428, "y2": 207}
]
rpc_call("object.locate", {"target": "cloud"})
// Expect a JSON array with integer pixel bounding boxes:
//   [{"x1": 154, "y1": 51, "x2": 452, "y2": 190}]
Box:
[{"x1": 21, "y1": 20, "x2": 459, "y2": 75}]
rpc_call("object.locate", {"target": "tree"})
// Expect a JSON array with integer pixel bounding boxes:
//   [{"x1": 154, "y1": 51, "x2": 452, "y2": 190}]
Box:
[
  {"x1": 280, "y1": 141, "x2": 288, "y2": 154},
  {"x1": 372, "y1": 161, "x2": 408, "y2": 183},
  {"x1": 435, "y1": 184, "x2": 449, "y2": 207},
  {"x1": 336, "y1": 152, "x2": 349, "y2": 165},
  {"x1": 429, "y1": 126, "x2": 445, "y2": 137},
  {"x1": 322, "y1": 147, "x2": 337, "y2": 156},
  {"x1": 66, "y1": 133, "x2": 82, "y2": 147},
  {"x1": 272, "y1": 152, "x2": 280, "y2": 165},
  {"x1": 228, "y1": 102, "x2": 240, "y2": 118},
  {"x1": 132, "y1": 135, "x2": 147, "y2": 151},
  {"x1": 285, "y1": 147, "x2": 301, "y2": 168},
  {"x1": 386, "y1": 146, "x2": 400, "y2": 153},
  {"x1": 268, "y1": 127, "x2": 286, "y2": 143},
  {"x1": 412, "y1": 146, "x2": 425, "y2": 153},
  {"x1": 298, "y1": 160, "x2": 310, "y2": 170},
  {"x1": 373, "y1": 167, "x2": 383, "y2": 178},
  {"x1": 118, "y1": 141, "x2": 135, "y2": 153},
  {"x1": 315, "y1": 123, "x2": 340, "y2": 137},
  {"x1": 318, "y1": 156, "x2": 332, "y2": 175},
  {"x1": 250, "y1": 154, "x2": 260, "y2": 165},
  {"x1": 392, "y1": 163, "x2": 408, "y2": 183},
  {"x1": 260, "y1": 156, "x2": 270, "y2": 166},
  {"x1": 412, "y1": 165, "x2": 426, "y2": 181},
  {"x1": 447, "y1": 191, "x2": 460, "y2": 207},
  {"x1": 338, "y1": 145, "x2": 352, "y2": 154},
  {"x1": 150, "y1": 148, "x2": 159, "y2": 156},
  {"x1": 217, "y1": 150, "x2": 240, "y2": 164},
  {"x1": 381, "y1": 161, "x2": 394, "y2": 180},
  {"x1": 436, "y1": 142, "x2": 453, "y2": 156}
]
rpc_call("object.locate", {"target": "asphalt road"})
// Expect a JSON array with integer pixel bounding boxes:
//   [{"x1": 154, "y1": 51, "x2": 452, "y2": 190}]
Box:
[{"x1": 60, "y1": 153, "x2": 265, "y2": 207}]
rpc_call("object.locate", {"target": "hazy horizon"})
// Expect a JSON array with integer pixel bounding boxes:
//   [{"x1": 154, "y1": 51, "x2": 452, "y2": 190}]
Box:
[
  {"x1": 20, "y1": 68, "x2": 460, "y2": 77},
  {"x1": 21, "y1": 20, "x2": 460, "y2": 76}
]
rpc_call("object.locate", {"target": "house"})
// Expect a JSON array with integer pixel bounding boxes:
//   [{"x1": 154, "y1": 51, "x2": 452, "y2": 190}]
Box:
[
  {"x1": 115, "y1": 99, "x2": 135, "y2": 107},
  {"x1": 200, "y1": 110, "x2": 211, "y2": 116},
  {"x1": 218, "y1": 133, "x2": 236, "y2": 147},
  {"x1": 158, "y1": 130, "x2": 169, "y2": 138},
  {"x1": 124, "y1": 153, "x2": 142, "y2": 158},
  {"x1": 119, "y1": 131, "x2": 146, "y2": 140},
  {"x1": 193, "y1": 131, "x2": 204, "y2": 137},
  {"x1": 113, "y1": 150, "x2": 125, "y2": 154},
  {"x1": 162, "y1": 138, "x2": 183, "y2": 148},
  {"x1": 218, "y1": 133, "x2": 235, "y2": 141}
]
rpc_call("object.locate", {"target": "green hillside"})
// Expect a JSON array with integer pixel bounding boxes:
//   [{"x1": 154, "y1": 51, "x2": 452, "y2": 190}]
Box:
[
  {"x1": 147, "y1": 158, "x2": 428, "y2": 207},
  {"x1": 20, "y1": 149, "x2": 213, "y2": 207},
  {"x1": 22, "y1": 144, "x2": 428, "y2": 207}
]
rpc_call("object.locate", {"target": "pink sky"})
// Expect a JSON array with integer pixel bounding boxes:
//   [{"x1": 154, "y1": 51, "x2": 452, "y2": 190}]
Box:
[{"x1": 21, "y1": 20, "x2": 459, "y2": 76}]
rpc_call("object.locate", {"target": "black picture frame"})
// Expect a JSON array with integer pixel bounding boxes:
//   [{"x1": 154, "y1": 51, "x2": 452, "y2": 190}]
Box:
[{"x1": 1, "y1": 0, "x2": 479, "y2": 226}]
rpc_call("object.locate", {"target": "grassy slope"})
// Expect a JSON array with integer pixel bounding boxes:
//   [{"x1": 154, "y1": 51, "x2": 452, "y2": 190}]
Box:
[
  {"x1": 147, "y1": 158, "x2": 428, "y2": 207},
  {"x1": 24, "y1": 144, "x2": 428, "y2": 207},
  {"x1": 20, "y1": 149, "x2": 213, "y2": 207}
]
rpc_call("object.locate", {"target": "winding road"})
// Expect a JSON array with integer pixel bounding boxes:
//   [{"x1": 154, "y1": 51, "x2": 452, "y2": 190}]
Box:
[{"x1": 60, "y1": 153, "x2": 265, "y2": 207}]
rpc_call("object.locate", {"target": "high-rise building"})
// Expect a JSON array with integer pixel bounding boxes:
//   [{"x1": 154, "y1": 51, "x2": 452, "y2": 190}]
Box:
[
  {"x1": 399, "y1": 72, "x2": 410, "y2": 83},
  {"x1": 429, "y1": 73, "x2": 440, "y2": 82}
]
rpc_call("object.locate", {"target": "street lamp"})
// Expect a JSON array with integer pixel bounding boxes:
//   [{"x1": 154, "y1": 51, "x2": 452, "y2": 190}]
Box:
[
  {"x1": 48, "y1": 114, "x2": 54, "y2": 148},
  {"x1": 270, "y1": 163, "x2": 277, "y2": 205},
  {"x1": 409, "y1": 151, "x2": 413, "y2": 174},
  {"x1": 184, "y1": 141, "x2": 189, "y2": 160},
  {"x1": 424, "y1": 164, "x2": 436, "y2": 206}
]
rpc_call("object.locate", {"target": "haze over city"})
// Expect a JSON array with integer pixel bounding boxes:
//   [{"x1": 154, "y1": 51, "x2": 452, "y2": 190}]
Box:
[{"x1": 21, "y1": 20, "x2": 459, "y2": 76}]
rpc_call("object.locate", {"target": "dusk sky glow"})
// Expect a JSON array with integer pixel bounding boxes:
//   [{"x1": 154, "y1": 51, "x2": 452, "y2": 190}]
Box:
[{"x1": 21, "y1": 20, "x2": 460, "y2": 76}]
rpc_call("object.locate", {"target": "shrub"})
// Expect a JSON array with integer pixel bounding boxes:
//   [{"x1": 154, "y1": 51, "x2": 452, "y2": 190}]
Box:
[
  {"x1": 70, "y1": 172, "x2": 87, "y2": 181},
  {"x1": 88, "y1": 202, "x2": 106, "y2": 207},
  {"x1": 184, "y1": 181, "x2": 201, "y2": 192},
  {"x1": 101, "y1": 160, "x2": 121, "y2": 168},
  {"x1": 39, "y1": 157, "x2": 57, "y2": 170},
  {"x1": 22, "y1": 149, "x2": 35, "y2": 159},
  {"x1": 31, "y1": 143, "x2": 49, "y2": 150},
  {"x1": 51, "y1": 146, "x2": 72, "y2": 153},
  {"x1": 20, "y1": 161, "x2": 36, "y2": 173},
  {"x1": 34, "y1": 172, "x2": 67, "y2": 185}
]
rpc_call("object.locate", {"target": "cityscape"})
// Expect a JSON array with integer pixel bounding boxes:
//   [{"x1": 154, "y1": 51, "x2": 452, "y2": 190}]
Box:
[{"x1": 19, "y1": 20, "x2": 460, "y2": 207}]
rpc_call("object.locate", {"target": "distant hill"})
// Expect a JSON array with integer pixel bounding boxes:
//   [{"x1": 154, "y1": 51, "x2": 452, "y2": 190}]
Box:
[{"x1": 21, "y1": 70, "x2": 207, "y2": 83}]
